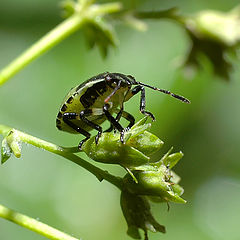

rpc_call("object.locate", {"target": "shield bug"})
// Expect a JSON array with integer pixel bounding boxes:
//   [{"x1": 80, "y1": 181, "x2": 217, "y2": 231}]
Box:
[{"x1": 56, "y1": 72, "x2": 190, "y2": 149}]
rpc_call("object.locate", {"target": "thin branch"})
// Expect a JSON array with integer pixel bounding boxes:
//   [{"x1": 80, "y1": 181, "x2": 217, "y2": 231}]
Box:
[
  {"x1": 0, "y1": 2, "x2": 121, "y2": 86},
  {"x1": 0, "y1": 14, "x2": 84, "y2": 86},
  {"x1": 0, "y1": 203, "x2": 80, "y2": 240},
  {"x1": 0, "y1": 124, "x2": 123, "y2": 190},
  {"x1": 135, "y1": 8, "x2": 185, "y2": 24}
]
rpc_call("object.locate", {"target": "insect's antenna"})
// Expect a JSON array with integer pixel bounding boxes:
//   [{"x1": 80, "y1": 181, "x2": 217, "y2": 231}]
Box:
[{"x1": 136, "y1": 82, "x2": 191, "y2": 104}]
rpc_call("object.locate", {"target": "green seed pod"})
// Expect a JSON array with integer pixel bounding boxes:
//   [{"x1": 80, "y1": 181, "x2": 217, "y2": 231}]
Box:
[
  {"x1": 120, "y1": 190, "x2": 166, "y2": 240},
  {"x1": 123, "y1": 164, "x2": 186, "y2": 204},
  {"x1": 81, "y1": 119, "x2": 163, "y2": 168},
  {"x1": 82, "y1": 132, "x2": 150, "y2": 168}
]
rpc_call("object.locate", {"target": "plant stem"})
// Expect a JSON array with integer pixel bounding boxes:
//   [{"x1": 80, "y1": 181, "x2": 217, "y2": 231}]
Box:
[
  {"x1": 0, "y1": 14, "x2": 84, "y2": 86},
  {"x1": 0, "y1": 124, "x2": 123, "y2": 189},
  {"x1": 0, "y1": 203, "x2": 79, "y2": 240},
  {"x1": 0, "y1": 2, "x2": 121, "y2": 86},
  {"x1": 135, "y1": 8, "x2": 185, "y2": 24}
]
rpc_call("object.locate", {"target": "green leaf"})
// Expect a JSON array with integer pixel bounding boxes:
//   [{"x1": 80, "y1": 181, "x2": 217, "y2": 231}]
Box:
[
  {"x1": 162, "y1": 151, "x2": 184, "y2": 169},
  {"x1": 170, "y1": 170, "x2": 181, "y2": 184},
  {"x1": 126, "y1": 131, "x2": 163, "y2": 157},
  {"x1": 171, "y1": 183, "x2": 184, "y2": 197},
  {"x1": 60, "y1": 0, "x2": 121, "y2": 58},
  {"x1": 83, "y1": 16, "x2": 118, "y2": 58},
  {"x1": 130, "y1": 116, "x2": 149, "y2": 129},
  {"x1": 60, "y1": 0, "x2": 75, "y2": 18},
  {"x1": 154, "y1": 146, "x2": 173, "y2": 167},
  {"x1": 124, "y1": 123, "x2": 151, "y2": 142}
]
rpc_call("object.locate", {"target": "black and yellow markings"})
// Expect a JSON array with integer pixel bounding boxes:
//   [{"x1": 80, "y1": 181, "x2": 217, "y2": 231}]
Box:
[
  {"x1": 80, "y1": 81, "x2": 107, "y2": 108},
  {"x1": 56, "y1": 72, "x2": 190, "y2": 150},
  {"x1": 57, "y1": 112, "x2": 62, "y2": 119},
  {"x1": 56, "y1": 119, "x2": 62, "y2": 130},
  {"x1": 67, "y1": 96, "x2": 74, "y2": 104},
  {"x1": 61, "y1": 104, "x2": 67, "y2": 112}
]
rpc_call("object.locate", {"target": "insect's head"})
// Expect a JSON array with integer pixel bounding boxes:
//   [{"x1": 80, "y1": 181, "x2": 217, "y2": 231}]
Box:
[
  {"x1": 104, "y1": 72, "x2": 190, "y2": 104},
  {"x1": 104, "y1": 72, "x2": 136, "y2": 88}
]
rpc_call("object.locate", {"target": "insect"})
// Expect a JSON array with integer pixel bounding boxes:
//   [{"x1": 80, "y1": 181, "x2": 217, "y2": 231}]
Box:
[{"x1": 56, "y1": 72, "x2": 190, "y2": 149}]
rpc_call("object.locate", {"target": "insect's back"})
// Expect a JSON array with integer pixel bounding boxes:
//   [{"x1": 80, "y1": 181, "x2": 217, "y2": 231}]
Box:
[{"x1": 56, "y1": 74, "x2": 126, "y2": 134}]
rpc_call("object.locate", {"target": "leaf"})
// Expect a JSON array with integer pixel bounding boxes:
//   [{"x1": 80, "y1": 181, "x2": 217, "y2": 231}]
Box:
[
  {"x1": 83, "y1": 16, "x2": 118, "y2": 58},
  {"x1": 60, "y1": 0, "x2": 75, "y2": 18},
  {"x1": 162, "y1": 151, "x2": 184, "y2": 169}
]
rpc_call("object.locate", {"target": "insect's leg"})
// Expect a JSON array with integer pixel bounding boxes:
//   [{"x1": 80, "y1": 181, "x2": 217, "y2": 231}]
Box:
[
  {"x1": 112, "y1": 107, "x2": 124, "y2": 133},
  {"x1": 104, "y1": 106, "x2": 123, "y2": 133},
  {"x1": 129, "y1": 86, "x2": 155, "y2": 120},
  {"x1": 121, "y1": 111, "x2": 135, "y2": 129},
  {"x1": 103, "y1": 104, "x2": 125, "y2": 143},
  {"x1": 113, "y1": 109, "x2": 135, "y2": 130},
  {"x1": 63, "y1": 113, "x2": 90, "y2": 150},
  {"x1": 116, "y1": 108, "x2": 123, "y2": 121},
  {"x1": 79, "y1": 109, "x2": 103, "y2": 144}
]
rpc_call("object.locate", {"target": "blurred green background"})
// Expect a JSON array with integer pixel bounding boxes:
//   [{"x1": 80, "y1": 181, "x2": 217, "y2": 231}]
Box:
[{"x1": 1, "y1": 0, "x2": 240, "y2": 240}]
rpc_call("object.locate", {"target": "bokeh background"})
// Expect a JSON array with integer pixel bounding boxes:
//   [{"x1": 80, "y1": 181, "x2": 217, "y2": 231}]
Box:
[{"x1": 1, "y1": 0, "x2": 240, "y2": 240}]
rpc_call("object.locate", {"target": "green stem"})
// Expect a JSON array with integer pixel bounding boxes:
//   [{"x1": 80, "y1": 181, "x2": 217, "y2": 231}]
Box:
[
  {"x1": 0, "y1": 2, "x2": 121, "y2": 86},
  {"x1": 0, "y1": 203, "x2": 79, "y2": 240},
  {"x1": 0, "y1": 14, "x2": 84, "y2": 86},
  {"x1": 0, "y1": 124, "x2": 123, "y2": 189},
  {"x1": 135, "y1": 8, "x2": 185, "y2": 24}
]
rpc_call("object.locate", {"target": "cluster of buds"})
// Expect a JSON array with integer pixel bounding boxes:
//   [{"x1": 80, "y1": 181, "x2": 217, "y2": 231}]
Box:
[
  {"x1": 1, "y1": 129, "x2": 21, "y2": 164},
  {"x1": 61, "y1": 0, "x2": 119, "y2": 57},
  {"x1": 183, "y1": 5, "x2": 240, "y2": 80},
  {"x1": 82, "y1": 117, "x2": 186, "y2": 240}
]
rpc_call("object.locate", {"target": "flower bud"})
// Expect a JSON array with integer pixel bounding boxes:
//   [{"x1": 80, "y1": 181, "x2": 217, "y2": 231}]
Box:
[
  {"x1": 1, "y1": 138, "x2": 11, "y2": 164},
  {"x1": 1, "y1": 130, "x2": 21, "y2": 164}
]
